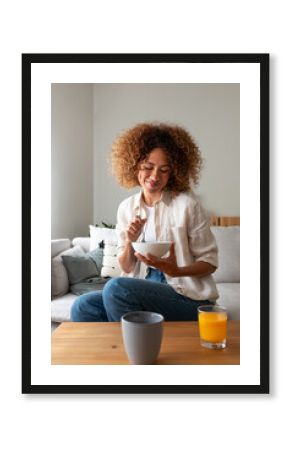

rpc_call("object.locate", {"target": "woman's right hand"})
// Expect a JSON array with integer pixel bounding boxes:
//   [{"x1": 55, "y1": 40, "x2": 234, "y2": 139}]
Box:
[{"x1": 126, "y1": 216, "x2": 147, "y2": 243}]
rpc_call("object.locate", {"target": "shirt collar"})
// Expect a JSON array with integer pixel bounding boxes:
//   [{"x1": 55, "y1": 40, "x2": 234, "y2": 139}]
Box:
[{"x1": 132, "y1": 189, "x2": 172, "y2": 214}]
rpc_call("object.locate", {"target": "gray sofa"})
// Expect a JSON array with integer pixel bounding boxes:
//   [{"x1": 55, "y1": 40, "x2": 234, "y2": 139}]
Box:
[{"x1": 51, "y1": 226, "x2": 240, "y2": 332}]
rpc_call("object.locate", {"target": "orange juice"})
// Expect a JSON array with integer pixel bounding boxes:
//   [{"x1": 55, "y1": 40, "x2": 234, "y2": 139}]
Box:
[
  {"x1": 199, "y1": 312, "x2": 227, "y2": 342},
  {"x1": 198, "y1": 307, "x2": 227, "y2": 349}
]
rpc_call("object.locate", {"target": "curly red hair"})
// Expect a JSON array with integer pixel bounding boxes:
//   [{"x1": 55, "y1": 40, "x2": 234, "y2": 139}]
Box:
[{"x1": 110, "y1": 122, "x2": 203, "y2": 193}]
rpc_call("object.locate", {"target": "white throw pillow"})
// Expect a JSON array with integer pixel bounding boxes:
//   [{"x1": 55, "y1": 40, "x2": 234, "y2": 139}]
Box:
[
  {"x1": 51, "y1": 245, "x2": 85, "y2": 298},
  {"x1": 101, "y1": 241, "x2": 122, "y2": 278},
  {"x1": 211, "y1": 226, "x2": 240, "y2": 283},
  {"x1": 89, "y1": 225, "x2": 117, "y2": 251}
]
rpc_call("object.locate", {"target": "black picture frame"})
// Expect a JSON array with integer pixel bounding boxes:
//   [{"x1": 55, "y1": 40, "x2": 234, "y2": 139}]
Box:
[{"x1": 22, "y1": 53, "x2": 269, "y2": 394}]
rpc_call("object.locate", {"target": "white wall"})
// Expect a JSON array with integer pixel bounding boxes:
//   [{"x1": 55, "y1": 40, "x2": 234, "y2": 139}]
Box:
[
  {"x1": 7, "y1": 1, "x2": 288, "y2": 448},
  {"x1": 51, "y1": 84, "x2": 93, "y2": 238},
  {"x1": 93, "y1": 83, "x2": 240, "y2": 225},
  {"x1": 51, "y1": 83, "x2": 239, "y2": 236}
]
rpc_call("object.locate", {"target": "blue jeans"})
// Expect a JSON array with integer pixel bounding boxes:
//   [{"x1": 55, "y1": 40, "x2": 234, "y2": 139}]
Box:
[{"x1": 70, "y1": 268, "x2": 212, "y2": 322}]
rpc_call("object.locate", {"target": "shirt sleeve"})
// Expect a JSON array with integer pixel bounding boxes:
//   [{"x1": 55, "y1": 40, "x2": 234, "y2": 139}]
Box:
[{"x1": 187, "y1": 200, "x2": 219, "y2": 268}]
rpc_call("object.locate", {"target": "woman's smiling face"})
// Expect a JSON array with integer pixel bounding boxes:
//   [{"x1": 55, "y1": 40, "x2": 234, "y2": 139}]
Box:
[{"x1": 137, "y1": 148, "x2": 171, "y2": 199}]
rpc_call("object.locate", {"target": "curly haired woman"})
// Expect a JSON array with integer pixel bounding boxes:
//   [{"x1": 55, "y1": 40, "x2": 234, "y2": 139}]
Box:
[{"x1": 70, "y1": 122, "x2": 219, "y2": 322}]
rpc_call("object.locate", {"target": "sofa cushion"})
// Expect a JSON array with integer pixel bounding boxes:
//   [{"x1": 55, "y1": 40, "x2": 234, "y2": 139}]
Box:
[
  {"x1": 216, "y1": 283, "x2": 240, "y2": 320},
  {"x1": 89, "y1": 225, "x2": 117, "y2": 250},
  {"x1": 51, "y1": 293, "x2": 77, "y2": 322},
  {"x1": 101, "y1": 241, "x2": 122, "y2": 277},
  {"x1": 61, "y1": 246, "x2": 104, "y2": 288},
  {"x1": 88, "y1": 247, "x2": 104, "y2": 272},
  {"x1": 51, "y1": 245, "x2": 85, "y2": 298},
  {"x1": 211, "y1": 226, "x2": 240, "y2": 283},
  {"x1": 70, "y1": 277, "x2": 109, "y2": 296},
  {"x1": 61, "y1": 254, "x2": 99, "y2": 284},
  {"x1": 72, "y1": 237, "x2": 91, "y2": 253}
]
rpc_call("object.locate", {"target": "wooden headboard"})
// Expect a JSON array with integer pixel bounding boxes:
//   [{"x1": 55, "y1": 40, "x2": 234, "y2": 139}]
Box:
[{"x1": 210, "y1": 216, "x2": 240, "y2": 226}]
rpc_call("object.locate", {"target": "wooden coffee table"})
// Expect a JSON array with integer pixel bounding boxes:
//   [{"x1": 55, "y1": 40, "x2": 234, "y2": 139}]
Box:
[{"x1": 52, "y1": 321, "x2": 240, "y2": 365}]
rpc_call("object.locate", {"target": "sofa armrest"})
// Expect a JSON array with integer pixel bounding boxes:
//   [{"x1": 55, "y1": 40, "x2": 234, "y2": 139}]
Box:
[{"x1": 51, "y1": 239, "x2": 71, "y2": 258}]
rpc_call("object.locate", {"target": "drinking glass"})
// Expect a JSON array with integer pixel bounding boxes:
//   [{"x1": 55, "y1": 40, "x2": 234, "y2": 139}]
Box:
[{"x1": 198, "y1": 305, "x2": 227, "y2": 349}]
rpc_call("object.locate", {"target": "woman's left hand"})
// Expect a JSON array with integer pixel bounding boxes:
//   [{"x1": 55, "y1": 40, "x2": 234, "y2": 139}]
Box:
[{"x1": 135, "y1": 243, "x2": 180, "y2": 277}]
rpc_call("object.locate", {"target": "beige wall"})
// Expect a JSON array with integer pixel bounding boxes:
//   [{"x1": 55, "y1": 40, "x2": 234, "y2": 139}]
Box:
[
  {"x1": 51, "y1": 83, "x2": 239, "y2": 237},
  {"x1": 93, "y1": 83, "x2": 240, "y2": 224},
  {"x1": 51, "y1": 84, "x2": 93, "y2": 239}
]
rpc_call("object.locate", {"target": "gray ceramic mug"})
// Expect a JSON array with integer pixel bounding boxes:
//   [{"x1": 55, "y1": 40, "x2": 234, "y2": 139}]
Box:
[{"x1": 121, "y1": 311, "x2": 164, "y2": 365}]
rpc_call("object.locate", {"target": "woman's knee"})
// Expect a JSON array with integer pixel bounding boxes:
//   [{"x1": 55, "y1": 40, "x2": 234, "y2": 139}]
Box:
[
  {"x1": 70, "y1": 296, "x2": 83, "y2": 321},
  {"x1": 102, "y1": 277, "x2": 123, "y2": 305},
  {"x1": 70, "y1": 291, "x2": 104, "y2": 322},
  {"x1": 103, "y1": 277, "x2": 132, "y2": 321}
]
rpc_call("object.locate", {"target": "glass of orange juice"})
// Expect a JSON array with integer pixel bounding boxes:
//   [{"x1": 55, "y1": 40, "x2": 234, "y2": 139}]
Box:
[{"x1": 198, "y1": 305, "x2": 227, "y2": 349}]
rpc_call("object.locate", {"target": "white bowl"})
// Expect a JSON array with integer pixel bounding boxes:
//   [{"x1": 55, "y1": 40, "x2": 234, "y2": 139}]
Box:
[{"x1": 132, "y1": 241, "x2": 172, "y2": 258}]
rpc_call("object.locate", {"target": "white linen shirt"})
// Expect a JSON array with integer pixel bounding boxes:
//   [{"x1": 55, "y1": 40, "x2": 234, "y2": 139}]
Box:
[{"x1": 116, "y1": 190, "x2": 219, "y2": 301}]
